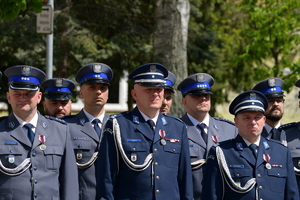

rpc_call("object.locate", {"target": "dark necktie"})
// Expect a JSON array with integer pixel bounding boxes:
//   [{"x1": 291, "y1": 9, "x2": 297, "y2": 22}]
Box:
[
  {"x1": 249, "y1": 144, "x2": 258, "y2": 159},
  {"x1": 24, "y1": 123, "x2": 35, "y2": 144},
  {"x1": 270, "y1": 128, "x2": 277, "y2": 139},
  {"x1": 92, "y1": 119, "x2": 101, "y2": 137},
  {"x1": 147, "y1": 119, "x2": 155, "y2": 133},
  {"x1": 197, "y1": 123, "x2": 208, "y2": 144}
]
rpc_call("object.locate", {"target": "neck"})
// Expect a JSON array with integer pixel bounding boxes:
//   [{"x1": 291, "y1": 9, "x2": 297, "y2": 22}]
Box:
[
  {"x1": 84, "y1": 105, "x2": 105, "y2": 118},
  {"x1": 265, "y1": 119, "x2": 280, "y2": 128},
  {"x1": 188, "y1": 112, "x2": 208, "y2": 123}
]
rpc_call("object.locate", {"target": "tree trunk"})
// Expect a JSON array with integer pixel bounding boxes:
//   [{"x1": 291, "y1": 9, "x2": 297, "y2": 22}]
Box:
[{"x1": 153, "y1": 0, "x2": 190, "y2": 117}]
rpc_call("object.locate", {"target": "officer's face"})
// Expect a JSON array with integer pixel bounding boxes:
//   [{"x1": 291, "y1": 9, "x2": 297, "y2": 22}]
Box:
[
  {"x1": 264, "y1": 97, "x2": 284, "y2": 122},
  {"x1": 132, "y1": 84, "x2": 164, "y2": 115},
  {"x1": 182, "y1": 93, "x2": 211, "y2": 116},
  {"x1": 43, "y1": 99, "x2": 72, "y2": 118},
  {"x1": 7, "y1": 89, "x2": 42, "y2": 117},
  {"x1": 234, "y1": 111, "x2": 266, "y2": 143},
  {"x1": 160, "y1": 89, "x2": 173, "y2": 113},
  {"x1": 80, "y1": 83, "x2": 109, "y2": 108}
]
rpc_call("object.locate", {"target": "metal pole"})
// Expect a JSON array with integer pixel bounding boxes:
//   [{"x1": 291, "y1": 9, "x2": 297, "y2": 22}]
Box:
[{"x1": 46, "y1": 0, "x2": 54, "y2": 79}]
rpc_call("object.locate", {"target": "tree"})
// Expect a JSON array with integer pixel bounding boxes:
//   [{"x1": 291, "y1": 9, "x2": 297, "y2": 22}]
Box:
[
  {"x1": 153, "y1": 0, "x2": 190, "y2": 116},
  {"x1": 0, "y1": 0, "x2": 42, "y2": 20}
]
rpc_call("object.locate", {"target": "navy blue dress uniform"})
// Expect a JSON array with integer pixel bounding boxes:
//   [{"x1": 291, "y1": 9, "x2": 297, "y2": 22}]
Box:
[
  {"x1": 201, "y1": 90, "x2": 299, "y2": 200},
  {"x1": 0, "y1": 65, "x2": 79, "y2": 199},
  {"x1": 61, "y1": 63, "x2": 113, "y2": 200},
  {"x1": 252, "y1": 78, "x2": 285, "y2": 139},
  {"x1": 41, "y1": 78, "x2": 76, "y2": 100},
  {"x1": 177, "y1": 73, "x2": 238, "y2": 200},
  {"x1": 275, "y1": 79, "x2": 300, "y2": 195},
  {"x1": 164, "y1": 71, "x2": 176, "y2": 92},
  {"x1": 97, "y1": 63, "x2": 193, "y2": 200}
]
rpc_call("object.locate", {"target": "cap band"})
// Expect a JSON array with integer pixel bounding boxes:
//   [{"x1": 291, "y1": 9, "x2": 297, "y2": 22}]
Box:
[
  {"x1": 259, "y1": 86, "x2": 282, "y2": 94},
  {"x1": 234, "y1": 100, "x2": 265, "y2": 115},
  {"x1": 8, "y1": 75, "x2": 41, "y2": 85},
  {"x1": 181, "y1": 82, "x2": 210, "y2": 96},
  {"x1": 45, "y1": 87, "x2": 71, "y2": 93},
  {"x1": 79, "y1": 72, "x2": 108, "y2": 83},
  {"x1": 165, "y1": 80, "x2": 173, "y2": 87}
]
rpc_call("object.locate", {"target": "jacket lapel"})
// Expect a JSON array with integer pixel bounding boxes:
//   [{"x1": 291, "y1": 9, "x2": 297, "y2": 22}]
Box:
[
  {"x1": 8, "y1": 114, "x2": 32, "y2": 147},
  {"x1": 76, "y1": 110, "x2": 99, "y2": 141},
  {"x1": 235, "y1": 135, "x2": 256, "y2": 166}
]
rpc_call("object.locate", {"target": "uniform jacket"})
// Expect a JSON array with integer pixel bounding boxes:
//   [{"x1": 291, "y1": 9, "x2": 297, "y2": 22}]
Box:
[
  {"x1": 62, "y1": 109, "x2": 109, "y2": 200},
  {"x1": 97, "y1": 107, "x2": 193, "y2": 200},
  {"x1": 181, "y1": 113, "x2": 237, "y2": 200},
  {"x1": 278, "y1": 122, "x2": 300, "y2": 195},
  {"x1": 201, "y1": 135, "x2": 299, "y2": 200},
  {"x1": 0, "y1": 112, "x2": 78, "y2": 200}
]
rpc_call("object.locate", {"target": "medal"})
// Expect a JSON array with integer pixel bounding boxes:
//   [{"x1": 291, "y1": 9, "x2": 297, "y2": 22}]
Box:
[
  {"x1": 76, "y1": 150, "x2": 82, "y2": 160},
  {"x1": 266, "y1": 163, "x2": 272, "y2": 169},
  {"x1": 160, "y1": 138, "x2": 166, "y2": 145},
  {"x1": 8, "y1": 155, "x2": 14, "y2": 163},
  {"x1": 131, "y1": 153, "x2": 137, "y2": 162},
  {"x1": 39, "y1": 144, "x2": 46, "y2": 151}
]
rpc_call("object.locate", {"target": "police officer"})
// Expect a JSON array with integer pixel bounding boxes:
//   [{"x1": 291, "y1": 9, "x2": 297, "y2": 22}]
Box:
[
  {"x1": 160, "y1": 71, "x2": 176, "y2": 113},
  {"x1": 252, "y1": 78, "x2": 285, "y2": 139},
  {"x1": 201, "y1": 90, "x2": 298, "y2": 200},
  {"x1": 61, "y1": 63, "x2": 113, "y2": 200},
  {"x1": 41, "y1": 78, "x2": 76, "y2": 118},
  {"x1": 97, "y1": 63, "x2": 193, "y2": 200},
  {"x1": 277, "y1": 79, "x2": 300, "y2": 194},
  {"x1": 0, "y1": 65, "x2": 78, "y2": 199},
  {"x1": 177, "y1": 73, "x2": 237, "y2": 200}
]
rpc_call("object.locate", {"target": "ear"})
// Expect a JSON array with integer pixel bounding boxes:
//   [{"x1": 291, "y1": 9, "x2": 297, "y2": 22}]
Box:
[
  {"x1": 131, "y1": 89, "x2": 137, "y2": 101},
  {"x1": 6, "y1": 92, "x2": 11, "y2": 104},
  {"x1": 37, "y1": 91, "x2": 42, "y2": 104}
]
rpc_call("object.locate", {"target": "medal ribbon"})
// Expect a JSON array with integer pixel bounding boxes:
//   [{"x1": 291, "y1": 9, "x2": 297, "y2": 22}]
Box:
[
  {"x1": 159, "y1": 129, "x2": 166, "y2": 139},
  {"x1": 39, "y1": 135, "x2": 46, "y2": 144},
  {"x1": 263, "y1": 154, "x2": 271, "y2": 163}
]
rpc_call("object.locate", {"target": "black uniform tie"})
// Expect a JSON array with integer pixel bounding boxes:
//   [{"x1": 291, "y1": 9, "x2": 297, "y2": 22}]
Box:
[
  {"x1": 24, "y1": 123, "x2": 35, "y2": 144},
  {"x1": 197, "y1": 123, "x2": 208, "y2": 144},
  {"x1": 249, "y1": 144, "x2": 258, "y2": 159},
  {"x1": 147, "y1": 119, "x2": 155, "y2": 133},
  {"x1": 270, "y1": 128, "x2": 277, "y2": 139},
  {"x1": 92, "y1": 119, "x2": 101, "y2": 137}
]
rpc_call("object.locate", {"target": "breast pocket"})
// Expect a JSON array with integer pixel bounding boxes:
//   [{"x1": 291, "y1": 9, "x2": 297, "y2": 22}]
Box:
[
  {"x1": 43, "y1": 146, "x2": 64, "y2": 171},
  {"x1": 267, "y1": 167, "x2": 287, "y2": 193},
  {"x1": 0, "y1": 145, "x2": 23, "y2": 168},
  {"x1": 122, "y1": 142, "x2": 148, "y2": 164},
  {"x1": 229, "y1": 167, "x2": 252, "y2": 187},
  {"x1": 72, "y1": 139, "x2": 92, "y2": 162},
  {"x1": 164, "y1": 143, "x2": 181, "y2": 168}
]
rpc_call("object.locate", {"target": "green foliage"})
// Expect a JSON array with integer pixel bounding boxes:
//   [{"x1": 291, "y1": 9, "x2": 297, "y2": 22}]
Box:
[{"x1": 0, "y1": 0, "x2": 42, "y2": 20}]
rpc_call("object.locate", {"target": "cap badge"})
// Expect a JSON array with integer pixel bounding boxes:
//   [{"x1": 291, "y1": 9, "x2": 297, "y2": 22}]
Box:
[
  {"x1": 93, "y1": 64, "x2": 102, "y2": 73},
  {"x1": 150, "y1": 65, "x2": 156, "y2": 72},
  {"x1": 22, "y1": 66, "x2": 31, "y2": 76},
  {"x1": 197, "y1": 74, "x2": 205, "y2": 82},
  {"x1": 268, "y1": 78, "x2": 276, "y2": 87},
  {"x1": 55, "y1": 78, "x2": 63, "y2": 87},
  {"x1": 250, "y1": 92, "x2": 256, "y2": 100}
]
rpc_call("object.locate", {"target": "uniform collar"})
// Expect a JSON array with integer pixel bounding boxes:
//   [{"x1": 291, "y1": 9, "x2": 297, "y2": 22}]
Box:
[
  {"x1": 13, "y1": 112, "x2": 38, "y2": 128},
  {"x1": 187, "y1": 113, "x2": 210, "y2": 127},
  {"x1": 264, "y1": 122, "x2": 281, "y2": 133},
  {"x1": 82, "y1": 108, "x2": 105, "y2": 123},
  {"x1": 242, "y1": 136, "x2": 260, "y2": 147},
  {"x1": 139, "y1": 110, "x2": 159, "y2": 125}
]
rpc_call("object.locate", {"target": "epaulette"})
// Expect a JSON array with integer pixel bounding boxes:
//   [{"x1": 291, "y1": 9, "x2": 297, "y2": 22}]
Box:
[
  {"x1": 60, "y1": 114, "x2": 76, "y2": 119},
  {"x1": 218, "y1": 139, "x2": 233, "y2": 146},
  {"x1": 44, "y1": 115, "x2": 67, "y2": 124},
  {"x1": 268, "y1": 138, "x2": 287, "y2": 147},
  {"x1": 109, "y1": 112, "x2": 127, "y2": 119},
  {"x1": 163, "y1": 113, "x2": 184, "y2": 123},
  {"x1": 213, "y1": 117, "x2": 235, "y2": 125},
  {"x1": 279, "y1": 122, "x2": 298, "y2": 131}
]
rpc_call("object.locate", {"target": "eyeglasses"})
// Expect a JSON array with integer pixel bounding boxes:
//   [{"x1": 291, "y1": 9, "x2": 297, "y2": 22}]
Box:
[{"x1": 267, "y1": 98, "x2": 285, "y2": 104}]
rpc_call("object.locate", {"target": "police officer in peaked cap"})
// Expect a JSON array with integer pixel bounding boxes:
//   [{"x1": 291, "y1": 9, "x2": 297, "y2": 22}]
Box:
[
  {"x1": 252, "y1": 78, "x2": 285, "y2": 139},
  {"x1": 276, "y1": 79, "x2": 300, "y2": 194},
  {"x1": 160, "y1": 71, "x2": 176, "y2": 113},
  {"x1": 1, "y1": 65, "x2": 79, "y2": 199},
  {"x1": 97, "y1": 63, "x2": 193, "y2": 200},
  {"x1": 61, "y1": 63, "x2": 113, "y2": 200},
  {"x1": 202, "y1": 90, "x2": 298, "y2": 200},
  {"x1": 177, "y1": 73, "x2": 238, "y2": 200},
  {"x1": 41, "y1": 78, "x2": 76, "y2": 118}
]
